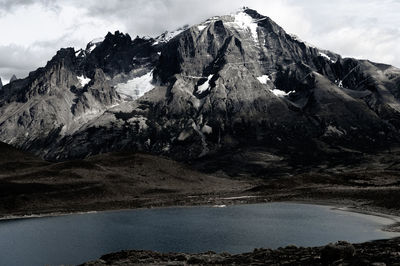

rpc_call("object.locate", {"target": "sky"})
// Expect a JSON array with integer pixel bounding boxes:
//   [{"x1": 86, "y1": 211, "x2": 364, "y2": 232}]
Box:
[{"x1": 0, "y1": 0, "x2": 399, "y2": 84}]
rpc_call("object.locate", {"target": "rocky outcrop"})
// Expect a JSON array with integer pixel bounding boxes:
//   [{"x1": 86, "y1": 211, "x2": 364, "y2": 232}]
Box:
[
  {"x1": 0, "y1": 77, "x2": 2, "y2": 90},
  {"x1": 321, "y1": 241, "x2": 356, "y2": 263},
  {"x1": 1, "y1": 8, "x2": 400, "y2": 161},
  {"x1": 9, "y1": 74, "x2": 17, "y2": 83},
  {"x1": 82, "y1": 238, "x2": 400, "y2": 265}
]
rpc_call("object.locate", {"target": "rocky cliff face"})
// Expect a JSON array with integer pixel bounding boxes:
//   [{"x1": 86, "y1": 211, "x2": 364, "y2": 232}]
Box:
[{"x1": 0, "y1": 8, "x2": 400, "y2": 161}]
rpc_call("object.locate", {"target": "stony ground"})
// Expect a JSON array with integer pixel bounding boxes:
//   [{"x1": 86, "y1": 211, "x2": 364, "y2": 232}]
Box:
[{"x1": 82, "y1": 238, "x2": 400, "y2": 265}]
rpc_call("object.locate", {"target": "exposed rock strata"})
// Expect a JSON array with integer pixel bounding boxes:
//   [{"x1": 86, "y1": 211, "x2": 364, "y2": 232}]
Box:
[{"x1": 0, "y1": 9, "x2": 399, "y2": 161}]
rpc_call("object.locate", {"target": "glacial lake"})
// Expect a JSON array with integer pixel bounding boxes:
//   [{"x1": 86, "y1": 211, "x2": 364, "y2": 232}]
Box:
[{"x1": 0, "y1": 202, "x2": 398, "y2": 266}]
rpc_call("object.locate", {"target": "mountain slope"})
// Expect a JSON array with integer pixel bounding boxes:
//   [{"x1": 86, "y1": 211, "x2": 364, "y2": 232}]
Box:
[
  {"x1": 0, "y1": 139, "x2": 246, "y2": 217},
  {"x1": 0, "y1": 8, "x2": 399, "y2": 162}
]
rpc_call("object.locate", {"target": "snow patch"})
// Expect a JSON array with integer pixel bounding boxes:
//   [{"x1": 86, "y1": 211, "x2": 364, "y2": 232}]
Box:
[
  {"x1": 88, "y1": 44, "x2": 96, "y2": 53},
  {"x1": 154, "y1": 25, "x2": 188, "y2": 44},
  {"x1": 197, "y1": 25, "x2": 207, "y2": 31},
  {"x1": 86, "y1": 37, "x2": 104, "y2": 53},
  {"x1": 197, "y1": 75, "x2": 213, "y2": 94},
  {"x1": 289, "y1": 34, "x2": 317, "y2": 48},
  {"x1": 319, "y1": 52, "x2": 331, "y2": 60},
  {"x1": 257, "y1": 75, "x2": 270, "y2": 84},
  {"x1": 270, "y1": 89, "x2": 293, "y2": 97},
  {"x1": 232, "y1": 12, "x2": 259, "y2": 43},
  {"x1": 201, "y1": 125, "x2": 212, "y2": 134},
  {"x1": 319, "y1": 52, "x2": 336, "y2": 63},
  {"x1": 116, "y1": 70, "x2": 154, "y2": 100},
  {"x1": 163, "y1": 29, "x2": 184, "y2": 40},
  {"x1": 77, "y1": 75, "x2": 91, "y2": 87},
  {"x1": 75, "y1": 49, "x2": 83, "y2": 57}
]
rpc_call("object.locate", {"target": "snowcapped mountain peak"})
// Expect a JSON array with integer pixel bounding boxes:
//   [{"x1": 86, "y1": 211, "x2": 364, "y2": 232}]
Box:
[
  {"x1": 229, "y1": 10, "x2": 260, "y2": 42},
  {"x1": 1, "y1": 8, "x2": 400, "y2": 161}
]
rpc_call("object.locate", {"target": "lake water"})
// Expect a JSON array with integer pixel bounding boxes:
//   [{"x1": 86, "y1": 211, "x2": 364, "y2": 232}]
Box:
[{"x1": 0, "y1": 202, "x2": 398, "y2": 266}]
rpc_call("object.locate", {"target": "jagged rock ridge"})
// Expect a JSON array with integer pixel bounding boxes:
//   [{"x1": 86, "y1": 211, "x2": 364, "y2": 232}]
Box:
[
  {"x1": 0, "y1": 8, "x2": 400, "y2": 161},
  {"x1": 9, "y1": 74, "x2": 17, "y2": 83}
]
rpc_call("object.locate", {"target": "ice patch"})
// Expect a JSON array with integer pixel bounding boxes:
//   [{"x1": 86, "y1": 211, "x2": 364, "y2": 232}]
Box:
[
  {"x1": 232, "y1": 12, "x2": 259, "y2": 42},
  {"x1": 197, "y1": 75, "x2": 213, "y2": 94},
  {"x1": 116, "y1": 70, "x2": 154, "y2": 100},
  {"x1": 197, "y1": 25, "x2": 207, "y2": 31},
  {"x1": 77, "y1": 75, "x2": 91, "y2": 87},
  {"x1": 257, "y1": 75, "x2": 270, "y2": 84}
]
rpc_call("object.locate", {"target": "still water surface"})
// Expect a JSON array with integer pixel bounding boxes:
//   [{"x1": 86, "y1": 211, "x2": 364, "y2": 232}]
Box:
[{"x1": 0, "y1": 202, "x2": 398, "y2": 266}]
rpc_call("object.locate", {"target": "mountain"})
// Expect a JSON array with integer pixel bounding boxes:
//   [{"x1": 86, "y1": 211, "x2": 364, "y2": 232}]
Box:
[{"x1": 1, "y1": 8, "x2": 400, "y2": 163}]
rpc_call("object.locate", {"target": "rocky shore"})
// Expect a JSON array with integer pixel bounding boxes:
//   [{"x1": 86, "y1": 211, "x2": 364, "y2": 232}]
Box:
[{"x1": 82, "y1": 238, "x2": 400, "y2": 265}]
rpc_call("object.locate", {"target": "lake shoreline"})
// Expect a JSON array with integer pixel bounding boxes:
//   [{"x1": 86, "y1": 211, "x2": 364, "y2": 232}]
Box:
[{"x1": 2, "y1": 196, "x2": 400, "y2": 234}]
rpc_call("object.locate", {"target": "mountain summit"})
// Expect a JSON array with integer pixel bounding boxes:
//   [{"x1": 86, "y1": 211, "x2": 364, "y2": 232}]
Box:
[{"x1": 0, "y1": 9, "x2": 400, "y2": 161}]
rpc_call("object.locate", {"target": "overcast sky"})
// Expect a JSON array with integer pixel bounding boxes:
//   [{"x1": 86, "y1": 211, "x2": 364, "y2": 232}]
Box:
[{"x1": 0, "y1": 0, "x2": 399, "y2": 84}]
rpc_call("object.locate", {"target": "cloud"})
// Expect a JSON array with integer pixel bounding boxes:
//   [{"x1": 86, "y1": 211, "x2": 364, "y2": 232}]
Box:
[{"x1": 0, "y1": 0, "x2": 399, "y2": 82}]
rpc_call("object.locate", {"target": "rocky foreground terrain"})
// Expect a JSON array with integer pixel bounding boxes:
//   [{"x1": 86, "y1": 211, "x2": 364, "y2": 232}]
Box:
[{"x1": 82, "y1": 238, "x2": 400, "y2": 265}]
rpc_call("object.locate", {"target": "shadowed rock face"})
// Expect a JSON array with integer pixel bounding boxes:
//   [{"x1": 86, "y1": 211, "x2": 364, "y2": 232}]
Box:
[{"x1": 0, "y1": 8, "x2": 400, "y2": 161}]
